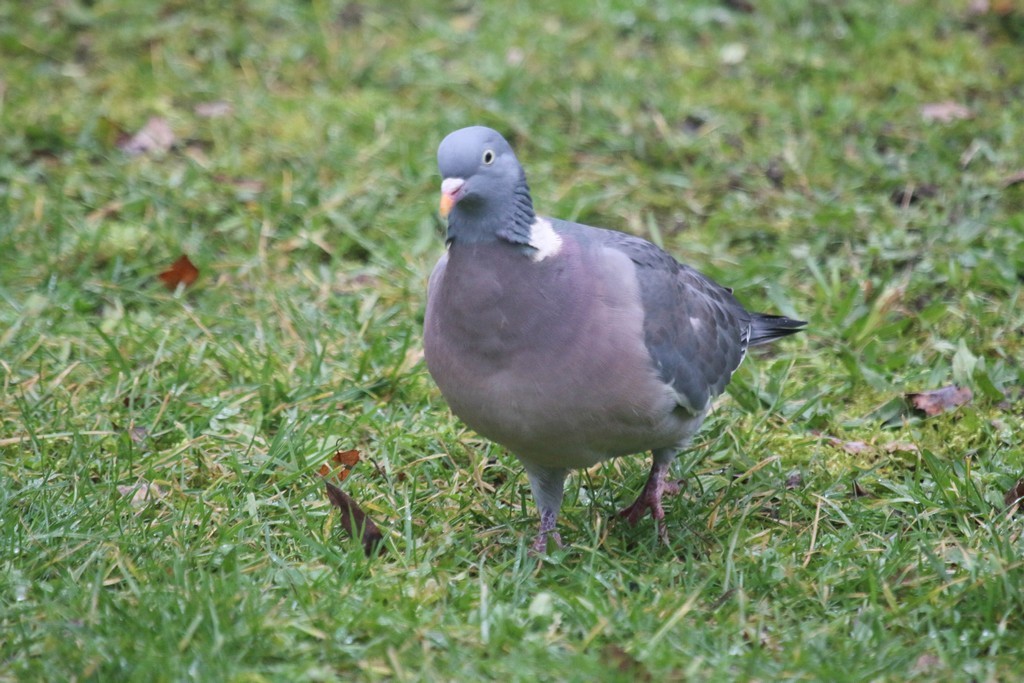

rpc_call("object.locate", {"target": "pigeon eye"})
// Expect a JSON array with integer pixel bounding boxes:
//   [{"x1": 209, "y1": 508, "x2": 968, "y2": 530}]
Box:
[{"x1": 482, "y1": 149, "x2": 495, "y2": 165}]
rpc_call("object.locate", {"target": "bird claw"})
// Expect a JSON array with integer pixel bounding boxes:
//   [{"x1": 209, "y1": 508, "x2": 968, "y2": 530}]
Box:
[
  {"x1": 618, "y1": 497, "x2": 673, "y2": 544},
  {"x1": 530, "y1": 530, "x2": 564, "y2": 555},
  {"x1": 529, "y1": 505, "x2": 564, "y2": 555},
  {"x1": 618, "y1": 465, "x2": 682, "y2": 543}
]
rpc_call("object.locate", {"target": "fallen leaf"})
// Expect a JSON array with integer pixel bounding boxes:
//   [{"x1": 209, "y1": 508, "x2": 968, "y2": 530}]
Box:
[
  {"x1": 117, "y1": 481, "x2": 165, "y2": 505},
  {"x1": 119, "y1": 116, "x2": 176, "y2": 155},
  {"x1": 158, "y1": 254, "x2": 200, "y2": 290},
  {"x1": 919, "y1": 102, "x2": 972, "y2": 123},
  {"x1": 968, "y1": 0, "x2": 1018, "y2": 16},
  {"x1": 820, "y1": 434, "x2": 871, "y2": 454},
  {"x1": 317, "y1": 448, "x2": 361, "y2": 482},
  {"x1": 193, "y1": 101, "x2": 233, "y2": 118},
  {"x1": 911, "y1": 653, "x2": 941, "y2": 675},
  {"x1": 333, "y1": 447, "x2": 361, "y2": 466},
  {"x1": 1004, "y1": 478, "x2": 1024, "y2": 510},
  {"x1": 128, "y1": 425, "x2": 148, "y2": 444},
  {"x1": 324, "y1": 480, "x2": 386, "y2": 556},
  {"x1": 993, "y1": 0, "x2": 1017, "y2": 14},
  {"x1": 967, "y1": 0, "x2": 991, "y2": 15},
  {"x1": 906, "y1": 385, "x2": 973, "y2": 417}
]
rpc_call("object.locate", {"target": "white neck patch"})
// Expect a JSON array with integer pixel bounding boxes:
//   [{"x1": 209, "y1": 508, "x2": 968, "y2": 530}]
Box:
[{"x1": 528, "y1": 217, "x2": 563, "y2": 262}]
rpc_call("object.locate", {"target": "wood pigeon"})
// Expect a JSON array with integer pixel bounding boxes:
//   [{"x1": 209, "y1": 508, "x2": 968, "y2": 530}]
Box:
[{"x1": 424, "y1": 126, "x2": 805, "y2": 552}]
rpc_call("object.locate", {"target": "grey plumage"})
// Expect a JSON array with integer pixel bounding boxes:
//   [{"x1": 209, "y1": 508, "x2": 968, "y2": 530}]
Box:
[{"x1": 424, "y1": 126, "x2": 805, "y2": 551}]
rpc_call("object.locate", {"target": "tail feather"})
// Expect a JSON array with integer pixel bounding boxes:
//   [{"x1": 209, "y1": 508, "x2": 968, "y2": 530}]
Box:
[{"x1": 748, "y1": 313, "x2": 807, "y2": 346}]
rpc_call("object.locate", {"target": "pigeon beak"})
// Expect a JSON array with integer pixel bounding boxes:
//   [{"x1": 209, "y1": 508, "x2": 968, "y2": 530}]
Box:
[{"x1": 439, "y1": 177, "x2": 466, "y2": 218}]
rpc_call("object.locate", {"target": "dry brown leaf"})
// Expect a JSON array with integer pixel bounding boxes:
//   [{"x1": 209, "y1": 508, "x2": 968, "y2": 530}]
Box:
[
  {"x1": 906, "y1": 385, "x2": 973, "y2": 417},
  {"x1": 1004, "y1": 478, "x2": 1024, "y2": 510},
  {"x1": 194, "y1": 101, "x2": 233, "y2": 118},
  {"x1": 840, "y1": 440, "x2": 870, "y2": 454},
  {"x1": 158, "y1": 254, "x2": 200, "y2": 290},
  {"x1": 968, "y1": 0, "x2": 1018, "y2": 16},
  {"x1": 919, "y1": 102, "x2": 972, "y2": 123},
  {"x1": 317, "y1": 448, "x2": 361, "y2": 482},
  {"x1": 820, "y1": 434, "x2": 871, "y2": 454},
  {"x1": 128, "y1": 425, "x2": 149, "y2": 444},
  {"x1": 332, "y1": 449, "x2": 360, "y2": 467},
  {"x1": 911, "y1": 653, "x2": 942, "y2": 676},
  {"x1": 120, "y1": 116, "x2": 176, "y2": 155},
  {"x1": 324, "y1": 480, "x2": 386, "y2": 556},
  {"x1": 968, "y1": 0, "x2": 991, "y2": 15}
]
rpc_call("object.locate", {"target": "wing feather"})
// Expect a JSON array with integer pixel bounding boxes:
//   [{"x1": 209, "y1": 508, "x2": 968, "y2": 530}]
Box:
[{"x1": 556, "y1": 221, "x2": 752, "y2": 414}]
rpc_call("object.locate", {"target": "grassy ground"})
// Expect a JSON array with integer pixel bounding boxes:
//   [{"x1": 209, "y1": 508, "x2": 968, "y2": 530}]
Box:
[{"x1": 2, "y1": 0, "x2": 1023, "y2": 680}]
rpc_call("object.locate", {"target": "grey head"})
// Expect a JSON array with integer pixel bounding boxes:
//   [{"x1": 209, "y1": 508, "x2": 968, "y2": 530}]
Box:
[{"x1": 436, "y1": 126, "x2": 535, "y2": 246}]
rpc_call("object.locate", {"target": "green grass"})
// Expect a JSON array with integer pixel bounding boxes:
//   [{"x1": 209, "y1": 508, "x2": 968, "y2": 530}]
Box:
[{"x1": 2, "y1": 0, "x2": 1023, "y2": 680}]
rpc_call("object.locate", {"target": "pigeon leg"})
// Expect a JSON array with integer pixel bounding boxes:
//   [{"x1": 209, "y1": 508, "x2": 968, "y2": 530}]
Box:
[
  {"x1": 619, "y1": 450, "x2": 681, "y2": 543},
  {"x1": 532, "y1": 507, "x2": 564, "y2": 554},
  {"x1": 524, "y1": 464, "x2": 568, "y2": 553}
]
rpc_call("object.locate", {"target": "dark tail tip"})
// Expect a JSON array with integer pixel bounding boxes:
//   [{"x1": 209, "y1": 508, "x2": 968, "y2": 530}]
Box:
[{"x1": 748, "y1": 313, "x2": 807, "y2": 346}]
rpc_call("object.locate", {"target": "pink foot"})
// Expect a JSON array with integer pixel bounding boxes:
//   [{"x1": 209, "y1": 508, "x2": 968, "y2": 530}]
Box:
[
  {"x1": 530, "y1": 507, "x2": 564, "y2": 554},
  {"x1": 530, "y1": 530, "x2": 564, "y2": 554},
  {"x1": 618, "y1": 461, "x2": 681, "y2": 543}
]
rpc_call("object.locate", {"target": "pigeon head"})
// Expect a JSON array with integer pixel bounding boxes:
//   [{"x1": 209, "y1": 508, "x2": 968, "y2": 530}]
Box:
[{"x1": 436, "y1": 126, "x2": 535, "y2": 245}]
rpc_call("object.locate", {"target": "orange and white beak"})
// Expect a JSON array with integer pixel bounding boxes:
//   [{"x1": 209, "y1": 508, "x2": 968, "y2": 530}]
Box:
[{"x1": 439, "y1": 177, "x2": 466, "y2": 219}]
